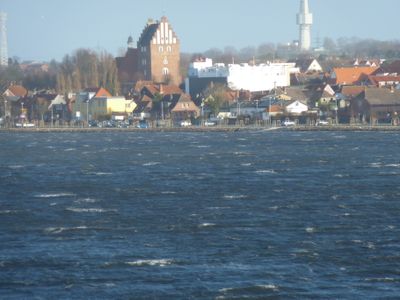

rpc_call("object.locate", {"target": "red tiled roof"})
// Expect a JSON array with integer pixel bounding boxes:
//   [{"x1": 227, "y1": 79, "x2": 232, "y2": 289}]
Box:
[
  {"x1": 6, "y1": 85, "x2": 28, "y2": 97},
  {"x1": 332, "y1": 67, "x2": 378, "y2": 85},
  {"x1": 341, "y1": 86, "x2": 366, "y2": 98}
]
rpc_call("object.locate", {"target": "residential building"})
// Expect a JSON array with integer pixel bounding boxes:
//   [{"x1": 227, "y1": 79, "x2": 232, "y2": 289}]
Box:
[
  {"x1": 330, "y1": 66, "x2": 378, "y2": 85},
  {"x1": 290, "y1": 58, "x2": 323, "y2": 73},
  {"x1": 170, "y1": 94, "x2": 200, "y2": 123},
  {"x1": 349, "y1": 87, "x2": 400, "y2": 124}
]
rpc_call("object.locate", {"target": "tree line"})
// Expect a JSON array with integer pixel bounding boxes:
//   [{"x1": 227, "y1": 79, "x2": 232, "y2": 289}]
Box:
[{"x1": 0, "y1": 48, "x2": 120, "y2": 95}]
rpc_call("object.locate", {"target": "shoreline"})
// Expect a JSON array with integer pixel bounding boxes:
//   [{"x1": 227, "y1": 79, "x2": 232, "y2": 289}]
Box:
[{"x1": 1, "y1": 125, "x2": 400, "y2": 133}]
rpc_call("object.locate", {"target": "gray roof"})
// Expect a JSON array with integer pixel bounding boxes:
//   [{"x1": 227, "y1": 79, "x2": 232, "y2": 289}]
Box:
[{"x1": 365, "y1": 87, "x2": 400, "y2": 106}]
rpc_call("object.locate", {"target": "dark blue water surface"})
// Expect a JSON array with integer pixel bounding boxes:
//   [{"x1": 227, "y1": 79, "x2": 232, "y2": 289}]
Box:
[{"x1": 1, "y1": 130, "x2": 400, "y2": 299}]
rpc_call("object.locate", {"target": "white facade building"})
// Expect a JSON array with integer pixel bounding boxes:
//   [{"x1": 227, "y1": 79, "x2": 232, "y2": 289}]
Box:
[{"x1": 187, "y1": 58, "x2": 298, "y2": 93}]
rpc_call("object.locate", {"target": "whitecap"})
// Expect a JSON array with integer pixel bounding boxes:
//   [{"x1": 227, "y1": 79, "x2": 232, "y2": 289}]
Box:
[
  {"x1": 66, "y1": 207, "x2": 116, "y2": 213},
  {"x1": 240, "y1": 163, "x2": 252, "y2": 166},
  {"x1": 35, "y1": 193, "x2": 76, "y2": 198},
  {"x1": 0, "y1": 210, "x2": 18, "y2": 214},
  {"x1": 161, "y1": 191, "x2": 177, "y2": 195},
  {"x1": 369, "y1": 162, "x2": 382, "y2": 168},
  {"x1": 255, "y1": 169, "x2": 277, "y2": 174},
  {"x1": 386, "y1": 164, "x2": 400, "y2": 168},
  {"x1": 198, "y1": 223, "x2": 216, "y2": 228},
  {"x1": 45, "y1": 226, "x2": 88, "y2": 234},
  {"x1": 142, "y1": 162, "x2": 160, "y2": 166},
  {"x1": 223, "y1": 194, "x2": 247, "y2": 200},
  {"x1": 74, "y1": 198, "x2": 98, "y2": 203},
  {"x1": 305, "y1": 227, "x2": 316, "y2": 233},
  {"x1": 64, "y1": 148, "x2": 76, "y2": 152},
  {"x1": 125, "y1": 259, "x2": 174, "y2": 267},
  {"x1": 8, "y1": 165, "x2": 24, "y2": 169}
]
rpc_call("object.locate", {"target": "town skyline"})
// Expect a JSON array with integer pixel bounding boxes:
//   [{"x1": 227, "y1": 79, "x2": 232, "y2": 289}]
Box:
[{"x1": 1, "y1": 0, "x2": 399, "y2": 62}]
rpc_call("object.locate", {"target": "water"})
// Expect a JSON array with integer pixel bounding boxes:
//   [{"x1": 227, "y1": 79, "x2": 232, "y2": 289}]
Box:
[{"x1": 1, "y1": 130, "x2": 400, "y2": 299}]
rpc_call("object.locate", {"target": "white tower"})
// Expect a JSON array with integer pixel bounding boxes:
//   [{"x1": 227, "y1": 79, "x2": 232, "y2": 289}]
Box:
[
  {"x1": 297, "y1": 0, "x2": 313, "y2": 51},
  {"x1": 0, "y1": 12, "x2": 8, "y2": 67}
]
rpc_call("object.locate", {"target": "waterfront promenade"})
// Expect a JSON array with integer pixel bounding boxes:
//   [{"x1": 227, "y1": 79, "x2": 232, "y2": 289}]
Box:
[{"x1": 1, "y1": 124, "x2": 400, "y2": 133}]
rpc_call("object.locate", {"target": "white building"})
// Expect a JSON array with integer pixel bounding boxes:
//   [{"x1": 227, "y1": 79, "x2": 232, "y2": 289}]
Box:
[{"x1": 186, "y1": 58, "x2": 298, "y2": 93}]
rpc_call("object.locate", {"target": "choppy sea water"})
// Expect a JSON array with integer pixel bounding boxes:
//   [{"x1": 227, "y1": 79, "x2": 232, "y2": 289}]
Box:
[{"x1": 0, "y1": 130, "x2": 400, "y2": 299}]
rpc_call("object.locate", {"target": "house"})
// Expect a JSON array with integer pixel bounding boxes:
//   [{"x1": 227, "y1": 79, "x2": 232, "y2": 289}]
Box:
[
  {"x1": 291, "y1": 58, "x2": 323, "y2": 73},
  {"x1": 285, "y1": 100, "x2": 309, "y2": 114},
  {"x1": 2, "y1": 85, "x2": 29, "y2": 120},
  {"x1": 71, "y1": 87, "x2": 113, "y2": 121},
  {"x1": 276, "y1": 87, "x2": 310, "y2": 103},
  {"x1": 349, "y1": 87, "x2": 400, "y2": 124},
  {"x1": 133, "y1": 83, "x2": 184, "y2": 119},
  {"x1": 352, "y1": 58, "x2": 381, "y2": 67},
  {"x1": 330, "y1": 66, "x2": 378, "y2": 85},
  {"x1": 89, "y1": 96, "x2": 137, "y2": 120},
  {"x1": 367, "y1": 75, "x2": 400, "y2": 88},
  {"x1": 170, "y1": 94, "x2": 200, "y2": 122}
]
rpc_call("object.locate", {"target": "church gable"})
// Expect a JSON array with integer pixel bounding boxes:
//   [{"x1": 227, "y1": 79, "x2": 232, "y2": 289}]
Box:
[{"x1": 151, "y1": 17, "x2": 179, "y2": 46}]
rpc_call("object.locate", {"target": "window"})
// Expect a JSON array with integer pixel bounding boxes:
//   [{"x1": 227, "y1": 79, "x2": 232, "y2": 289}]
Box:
[
  {"x1": 159, "y1": 46, "x2": 164, "y2": 52},
  {"x1": 167, "y1": 46, "x2": 172, "y2": 52},
  {"x1": 162, "y1": 67, "x2": 169, "y2": 75}
]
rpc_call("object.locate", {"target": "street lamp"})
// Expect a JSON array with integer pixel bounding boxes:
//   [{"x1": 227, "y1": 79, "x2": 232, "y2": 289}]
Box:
[{"x1": 86, "y1": 99, "x2": 89, "y2": 127}]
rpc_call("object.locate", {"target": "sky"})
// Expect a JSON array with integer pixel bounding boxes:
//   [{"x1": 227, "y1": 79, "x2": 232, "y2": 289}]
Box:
[{"x1": 1, "y1": 0, "x2": 399, "y2": 62}]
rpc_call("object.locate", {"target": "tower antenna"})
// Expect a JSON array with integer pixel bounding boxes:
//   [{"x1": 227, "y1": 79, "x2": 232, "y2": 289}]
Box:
[{"x1": 0, "y1": 12, "x2": 8, "y2": 67}]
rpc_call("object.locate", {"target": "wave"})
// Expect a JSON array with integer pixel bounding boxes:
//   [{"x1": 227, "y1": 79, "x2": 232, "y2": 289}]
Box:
[
  {"x1": 66, "y1": 207, "x2": 117, "y2": 213},
  {"x1": 45, "y1": 226, "x2": 88, "y2": 234},
  {"x1": 219, "y1": 284, "x2": 279, "y2": 293},
  {"x1": 255, "y1": 169, "x2": 277, "y2": 174},
  {"x1": 142, "y1": 162, "x2": 160, "y2": 166},
  {"x1": 74, "y1": 198, "x2": 98, "y2": 203},
  {"x1": 8, "y1": 165, "x2": 25, "y2": 169},
  {"x1": 223, "y1": 194, "x2": 248, "y2": 200},
  {"x1": 198, "y1": 223, "x2": 216, "y2": 228},
  {"x1": 35, "y1": 193, "x2": 76, "y2": 198},
  {"x1": 0, "y1": 210, "x2": 19, "y2": 214},
  {"x1": 125, "y1": 259, "x2": 174, "y2": 267},
  {"x1": 305, "y1": 227, "x2": 316, "y2": 233}
]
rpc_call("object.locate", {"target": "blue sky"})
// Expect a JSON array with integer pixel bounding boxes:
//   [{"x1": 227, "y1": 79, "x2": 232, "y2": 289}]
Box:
[{"x1": 1, "y1": 0, "x2": 399, "y2": 61}]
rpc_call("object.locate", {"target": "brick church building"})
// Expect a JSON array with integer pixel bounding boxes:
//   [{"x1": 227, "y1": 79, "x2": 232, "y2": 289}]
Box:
[{"x1": 116, "y1": 16, "x2": 182, "y2": 90}]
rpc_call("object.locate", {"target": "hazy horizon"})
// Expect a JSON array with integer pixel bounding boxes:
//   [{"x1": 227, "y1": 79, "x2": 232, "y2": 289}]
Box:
[{"x1": 1, "y1": 0, "x2": 399, "y2": 62}]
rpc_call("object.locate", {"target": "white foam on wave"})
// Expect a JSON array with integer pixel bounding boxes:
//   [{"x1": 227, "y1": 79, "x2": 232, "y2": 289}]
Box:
[
  {"x1": 125, "y1": 259, "x2": 174, "y2": 267},
  {"x1": 45, "y1": 226, "x2": 88, "y2": 234},
  {"x1": 161, "y1": 191, "x2": 177, "y2": 195},
  {"x1": 8, "y1": 165, "x2": 24, "y2": 169},
  {"x1": 369, "y1": 162, "x2": 382, "y2": 168},
  {"x1": 142, "y1": 162, "x2": 160, "y2": 166},
  {"x1": 219, "y1": 284, "x2": 278, "y2": 293},
  {"x1": 386, "y1": 163, "x2": 400, "y2": 168},
  {"x1": 35, "y1": 193, "x2": 76, "y2": 198},
  {"x1": 198, "y1": 223, "x2": 216, "y2": 228},
  {"x1": 74, "y1": 198, "x2": 98, "y2": 203},
  {"x1": 240, "y1": 163, "x2": 252, "y2": 167},
  {"x1": 305, "y1": 227, "x2": 316, "y2": 233},
  {"x1": 255, "y1": 169, "x2": 277, "y2": 174},
  {"x1": 64, "y1": 148, "x2": 77, "y2": 152},
  {"x1": 223, "y1": 194, "x2": 247, "y2": 200},
  {"x1": 0, "y1": 210, "x2": 19, "y2": 214},
  {"x1": 66, "y1": 207, "x2": 116, "y2": 213}
]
